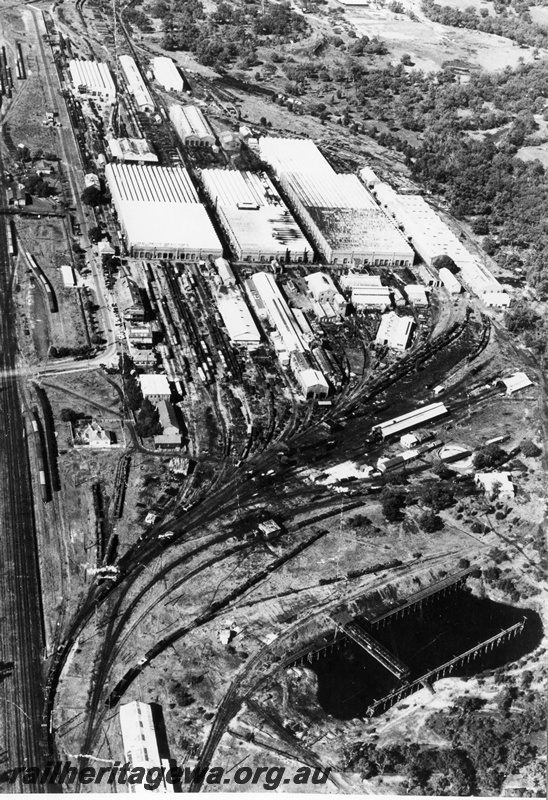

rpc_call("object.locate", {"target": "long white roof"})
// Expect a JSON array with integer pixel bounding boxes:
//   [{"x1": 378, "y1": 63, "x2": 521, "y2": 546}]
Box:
[
  {"x1": 106, "y1": 164, "x2": 222, "y2": 251},
  {"x1": 119, "y1": 702, "x2": 161, "y2": 767},
  {"x1": 69, "y1": 59, "x2": 115, "y2": 97},
  {"x1": 201, "y1": 169, "x2": 311, "y2": 255},
  {"x1": 375, "y1": 312, "x2": 415, "y2": 349},
  {"x1": 119, "y1": 55, "x2": 154, "y2": 109},
  {"x1": 152, "y1": 56, "x2": 184, "y2": 92},
  {"x1": 247, "y1": 271, "x2": 308, "y2": 354}
]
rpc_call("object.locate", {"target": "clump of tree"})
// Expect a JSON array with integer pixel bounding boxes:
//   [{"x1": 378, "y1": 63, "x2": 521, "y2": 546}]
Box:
[
  {"x1": 418, "y1": 479, "x2": 456, "y2": 512},
  {"x1": 80, "y1": 185, "x2": 106, "y2": 207},
  {"x1": 520, "y1": 438, "x2": 541, "y2": 458},
  {"x1": 474, "y1": 443, "x2": 508, "y2": 470},
  {"x1": 121, "y1": 354, "x2": 143, "y2": 412},
  {"x1": 135, "y1": 398, "x2": 162, "y2": 438},
  {"x1": 418, "y1": 509, "x2": 443, "y2": 532},
  {"x1": 432, "y1": 254, "x2": 459, "y2": 274},
  {"x1": 380, "y1": 487, "x2": 406, "y2": 521}
]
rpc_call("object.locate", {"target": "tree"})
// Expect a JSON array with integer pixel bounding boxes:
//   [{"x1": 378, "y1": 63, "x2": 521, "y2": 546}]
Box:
[
  {"x1": 135, "y1": 398, "x2": 162, "y2": 437},
  {"x1": 381, "y1": 488, "x2": 405, "y2": 521},
  {"x1": 81, "y1": 185, "x2": 103, "y2": 207},
  {"x1": 474, "y1": 443, "x2": 507, "y2": 469},
  {"x1": 432, "y1": 254, "x2": 459, "y2": 274},
  {"x1": 520, "y1": 438, "x2": 541, "y2": 457},
  {"x1": 88, "y1": 225, "x2": 104, "y2": 244},
  {"x1": 419, "y1": 480, "x2": 455, "y2": 511},
  {"x1": 60, "y1": 408, "x2": 80, "y2": 424},
  {"x1": 418, "y1": 510, "x2": 443, "y2": 532}
]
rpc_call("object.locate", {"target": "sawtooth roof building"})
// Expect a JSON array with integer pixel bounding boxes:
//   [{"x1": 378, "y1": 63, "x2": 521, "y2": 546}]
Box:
[
  {"x1": 201, "y1": 169, "x2": 312, "y2": 263},
  {"x1": 105, "y1": 163, "x2": 223, "y2": 261},
  {"x1": 107, "y1": 137, "x2": 158, "y2": 163},
  {"x1": 152, "y1": 56, "x2": 184, "y2": 92},
  {"x1": 374, "y1": 183, "x2": 511, "y2": 306},
  {"x1": 169, "y1": 104, "x2": 215, "y2": 147},
  {"x1": 258, "y1": 137, "x2": 414, "y2": 267},
  {"x1": 119, "y1": 55, "x2": 154, "y2": 112},
  {"x1": 68, "y1": 59, "x2": 116, "y2": 101}
]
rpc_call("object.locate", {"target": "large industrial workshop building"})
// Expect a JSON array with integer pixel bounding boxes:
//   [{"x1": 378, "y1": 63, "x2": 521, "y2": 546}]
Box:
[
  {"x1": 201, "y1": 169, "x2": 312, "y2": 263},
  {"x1": 119, "y1": 701, "x2": 172, "y2": 792},
  {"x1": 169, "y1": 105, "x2": 215, "y2": 147},
  {"x1": 152, "y1": 56, "x2": 184, "y2": 92},
  {"x1": 374, "y1": 183, "x2": 510, "y2": 306},
  {"x1": 119, "y1": 55, "x2": 154, "y2": 112},
  {"x1": 105, "y1": 163, "x2": 223, "y2": 260},
  {"x1": 245, "y1": 271, "x2": 328, "y2": 398},
  {"x1": 68, "y1": 59, "x2": 116, "y2": 101},
  {"x1": 258, "y1": 137, "x2": 414, "y2": 267}
]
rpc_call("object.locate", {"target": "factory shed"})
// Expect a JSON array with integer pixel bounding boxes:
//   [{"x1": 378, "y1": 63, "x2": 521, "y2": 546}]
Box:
[
  {"x1": 68, "y1": 59, "x2": 115, "y2": 101},
  {"x1": 305, "y1": 271, "x2": 338, "y2": 303},
  {"x1": 119, "y1": 702, "x2": 173, "y2": 792},
  {"x1": 352, "y1": 286, "x2": 391, "y2": 309},
  {"x1": 359, "y1": 166, "x2": 381, "y2": 188},
  {"x1": 217, "y1": 293, "x2": 261, "y2": 348},
  {"x1": 119, "y1": 55, "x2": 154, "y2": 112},
  {"x1": 373, "y1": 402, "x2": 448, "y2": 440},
  {"x1": 107, "y1": 138, "x2": 158, "y2": 163},
  {"x1": 405, "y1": 284, "x2": 429, "y2": 306},
  {"x1": 105, "y1": 163, "x2": 222, "y2": 261},
  {"x1": 201, "y1": 169, "x2": 311, "y2": 262},
  {"x1": 297, "y1": 368, "x2": 329, "y2": 399},
  {"x1": 374, "y1": 183, "x2": 510, "y2": 305},
  {"x1": 500, "y1": 372, "x2": 533, "y2": 395},
  {"x1": 60, "y1": 264, "x2": 77, "y2": 288},
  {"x1": 139, "y1": 373, "x2": 170, "y2": 402},
  {"x1": 293, "y1": 307, "x2": 314, "y2": 340},
  {"x1": 170, "y1": 104, "x2": 215, "y2": 147},
  {"x1": 116, "y1": 276, "x2": 144, "y2": 322},
  {"x1": 439, "y1": 267, "x2": 462, "y2": 294},
  {"x1": 375, "y1": 312, "x2": 415, "y2": 351},
  {"x1": 215, "y1": 257, "x2": 235, "y2": 286},
  {"x1": 475, "y1": 472, "x2": 515, "y2": 500},
  {"x1": 152, "y1": 56, "x2": 184, "y2": 92},
  {"x1": 483, "y1": 290, "x2": 511, "y2": 307},
  {"x1": 157, "y1": 399, "x2": 180, "y2": 436},
  {"x1": 245, "y1": 271, "x2": 308, "y2": 355},
  {"x1": 259, "y1": 137, "x2": 413, "y2": 266}
]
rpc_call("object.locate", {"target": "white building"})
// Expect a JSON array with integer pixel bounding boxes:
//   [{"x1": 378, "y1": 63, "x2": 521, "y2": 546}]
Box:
[
  {"x1": 439, "y1": 267, "x2": 462, "y2": 295},
  {"x1": 68, "y1": 59, "x2": 115, "y2": 101},
  {"x1": 259, "y1": 137, "x2": 413, "y2": 266},
  {"x1": 475, "y1": 472, "x2": 515, "y2": 500},
  {"x1": 201, "y1": 169, "x2": 311, "y2": 262},
  {"x1": 169, "y1": 104, "x2": 215, "y2": 147},
  {"x1": 119, "y1": 701, "x2": 173, "y2": 793},
  {"x1": 60, "y1": 264, "x2": 77, "y2": 288},
  {"x1": 215, "y1": 257, "x2": 235, "y2": 286},
  {"x1": 139, "y1": 373, "x2": 171, "y2": 402},
  {"x1": 245, "y1": 271, "x2": 308, "y2": 358},
  {"x1": 305, "y1": 272, "x2": 338, "y2": 303},
  {"x1": 375, "y1": 312, "x2": 415, "y2": 350},
  {"x1": 340, "y1": 273, "x2": 391, "y2": 309},
  {"x1": 500, "y1": 372, "x2": 533, "y2": 395},
  {"x1": 105, "y1": 163, "x2": 222, "y2": 260},
  {"x1": 374, "y1": 183, "x2": 510, "y2": 306},
  {"x1": 119, "y1": 55, "x2": 154, "y2": 112},
  {"x1": 107, "y1": 137, "x2": 158, "y2": 163},
  {"x1": 405, "y1": 284, "x2": 429, "y2": 306},
  {"x1": 152, "y1": 56, "x2": 184, "y2": 92},
  {"x1": 297, "y1": 368, "x2": 329, "y2": 400},
  {"x1": 217, "y1": 292, "x2": 261, "y2": 348},
  {"x1": 359, "y1": 166, "x2": 381, "y2": 188}
]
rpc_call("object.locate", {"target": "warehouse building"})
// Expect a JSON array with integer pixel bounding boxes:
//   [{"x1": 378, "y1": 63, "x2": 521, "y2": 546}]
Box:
[
  {"x1": 341, "y1": 274, "x2": 391, "y2": 309},
  {"x1": 68, "y1": 59, "x2": 116, "y2": 101},
  {"x1": 375, "y1": 312, "x2": 415, "y2": 351},
  {"x1": 245, "y1": 271, "x2": 308, "y2": 359},
  {"x1": 305, "y1": 271, "x2": 338, "y2": 303},
  {"x1": 152, "y1": 56, "x2": 184, "y2": 92},
  {"x1": 105, "y1": 163, "x2": 223, "y2": 260},
  {"x1": 139, "y1": 374, "x2": 171, "y2": 402},
  {"x1": 169, "y1": 104, "x2": 215, "y2": 147},
  {"x1": 297, "y1": 368, "x2": 329, "y2": 400},
  {"x1": 405, "y1": 284, "x2": 429, "y2": 306},
  {"x1": 374, "y1": 183, "x2": 510, "y2": 305},
  {"x1": 119, "y1": 702, "x2": 172, "y2": 792},
  {"x1": 119, "y1": 55, "x2": 154, "y2": 112},
  {"x1": 439, "y1": 267, "x2": 462, "y2": 295},
  {"x1": 107, "y1": 137, "x2": 158, "y2": 163},
  {"x1": 217, "y1": 292, "x2": 261, "y2": 348},
  {"x1": 373, "y1": 402, "x2": 449, "y2": 440},
  {"x1": 201, "y1": 169, "x2": 311, "y2": 262},
  {"x1": 258, "y1": 137, "x2": 413, "y2": 266}
]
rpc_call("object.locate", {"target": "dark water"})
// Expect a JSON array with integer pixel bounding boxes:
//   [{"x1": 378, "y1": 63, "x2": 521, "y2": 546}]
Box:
[{"x1": 306, "y1": 589, "x2": 543, "y2": 720}]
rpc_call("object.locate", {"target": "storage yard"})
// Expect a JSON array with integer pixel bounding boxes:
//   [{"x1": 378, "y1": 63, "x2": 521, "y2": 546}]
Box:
[{"x1": 0, "y1": 0, "x2": 544, "y2": 795}]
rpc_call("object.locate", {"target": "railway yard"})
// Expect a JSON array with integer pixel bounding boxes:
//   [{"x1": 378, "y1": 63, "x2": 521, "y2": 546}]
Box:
[{"x1": 0, "y1": 0, "x2": 545, "y2": 794}]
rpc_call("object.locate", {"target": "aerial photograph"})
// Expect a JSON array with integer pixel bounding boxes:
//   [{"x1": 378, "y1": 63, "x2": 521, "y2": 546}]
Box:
[{"x1": 0, "y1": 0, "x2": 546, "y2": 794}]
